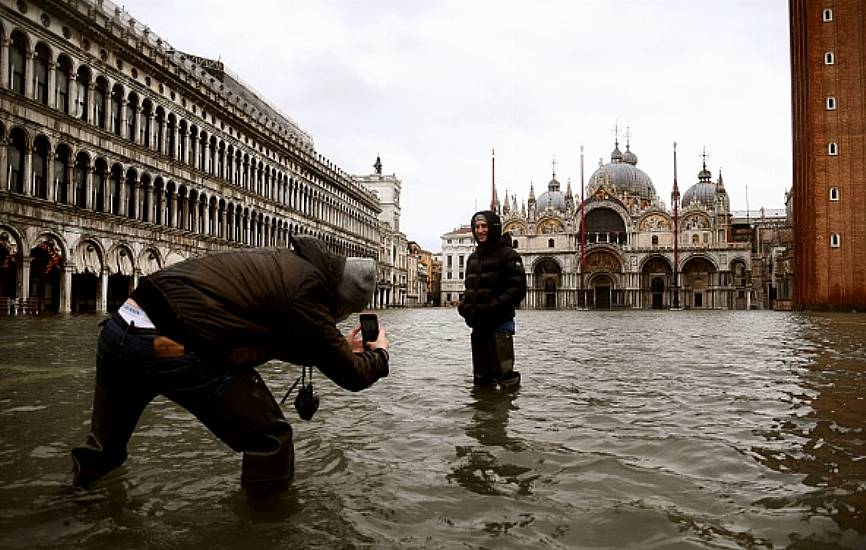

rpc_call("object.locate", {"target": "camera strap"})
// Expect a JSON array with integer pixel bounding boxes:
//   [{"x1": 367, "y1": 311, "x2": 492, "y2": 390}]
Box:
[{"x1": 279, "y1": 365, "x2": 313, "y2": 405}]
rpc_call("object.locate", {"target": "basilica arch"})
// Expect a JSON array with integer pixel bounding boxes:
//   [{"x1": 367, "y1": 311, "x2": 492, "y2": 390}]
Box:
[
  {"x1": 582, "y1": 247, "x2": 624, "y2": 309},
  {"x1": 641, "y1": 255, "x2": 674, "y2": 309},
  {"x1": 532, "y1": 257, "x2": 563, "y2": 309},
  {"x1": 581, "y1": 206, "x2": 629, "y2": 246},
  {"x1": 681, "y1": 255, "x2": 718, "y2": 309}
]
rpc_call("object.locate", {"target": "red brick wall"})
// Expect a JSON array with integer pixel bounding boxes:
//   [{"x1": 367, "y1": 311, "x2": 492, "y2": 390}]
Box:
[{"x1": 791, "y1": 0, "x2": 866, "y2": 309}]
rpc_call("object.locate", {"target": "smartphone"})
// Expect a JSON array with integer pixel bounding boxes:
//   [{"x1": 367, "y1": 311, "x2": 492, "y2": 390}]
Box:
[{"x1": 360, "y1": 313, "x2": 379, "y2": 343}]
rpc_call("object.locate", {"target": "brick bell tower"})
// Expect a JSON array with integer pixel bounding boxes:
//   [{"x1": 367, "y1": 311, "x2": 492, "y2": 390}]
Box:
[{"x1": 790, "y1": 0, "x2": 866, "y2": 309}]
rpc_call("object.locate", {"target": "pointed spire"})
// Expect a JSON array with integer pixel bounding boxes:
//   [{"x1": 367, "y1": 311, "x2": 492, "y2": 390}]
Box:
[
  {"x1": 528, "y1": 181, "x2": 536, "y2": 203},
  {"x1": 490, "y1": 148, "x2": 497, "y2": 211},
  {"x1": 671, "y1": 142, "x2": 680, "y2": 200},
  {"x1": 373, "y1": 155, "x2": 382, "y2": 175},
  {"x1": 565, "y1": 178, "x2": 573, "y2": 199}
]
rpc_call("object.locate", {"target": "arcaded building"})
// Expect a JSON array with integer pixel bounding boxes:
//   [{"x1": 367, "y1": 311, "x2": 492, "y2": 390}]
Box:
[
  {"x1": 790, "y1": 0, "x2": 866, "y2": 309},
  {"x1": 0, "y1": 0, "x2": 381, "y2": 314}
]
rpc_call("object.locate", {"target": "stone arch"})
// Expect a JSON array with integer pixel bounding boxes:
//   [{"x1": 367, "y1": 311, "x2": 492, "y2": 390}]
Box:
[
  {"x1": 106, "y1": 243, "x2": 135, "y2": 312},
  {"x1": 138, "y1": 247, "x2": 163, "y2": 276},
  {"x1": 54, "y1": 142, "x2": 73, "y2": 205},
  {"x1": 8, "y1": 30, "x2": 29, "y2": 95},
  {"x1": 7, "y1": 126, "x2": 29, "y2": 193},
  {"x1": 70, "y1": 238, "x2": 104, "y2": 313},
  {"x1": 55, "y1": 54, "x2": 75, "y2": 115},
  {"x1": 681, "y1": 255, "x2": 718, "y2": 309},
  {"x1": 32, "y1": 134, "x2": 52, "y2": 199},
  {"x1": 533, "y1": 256, "x2": 563, "y2": 309},
  {"x1": 582, "y1": 206, "x2": 628, "y2": 245},
  {"x1": 0, "y1": 225, "x2": 25, "y2": 304},
  {"x1": 33, "y1": 42, "x2": 53, "y2": 105},
  {"x1": 29, "y1": 231, "x2": 68, "y2": 314}
]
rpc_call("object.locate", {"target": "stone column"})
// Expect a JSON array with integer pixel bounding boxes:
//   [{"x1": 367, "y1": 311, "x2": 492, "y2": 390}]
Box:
[
  {"x1": 84, "y1": 166, "x2": 94, "y2": 210},
  {"x1": 98, "y1": 268, "x2": 108, "y2": 314},
  {"x1": 85, "y1": 82, "x2": 95, "y2": 124},
  {"x1": 128, "y1": 176, "x2": 140, "y2": 219},
  {"x1": 24, "y1": 48, "x2": 34, "y2": 98},
  {"x1": 23, "y1": 144, "x2": 32, "y2": 196},
  {"x1": 131, "y1": 105, "x2": 141, "y2": 143},
  {"x1": 47, "y1": 61, "x2": 56, "y2": 109},
  {"x1": 20, "y1": 259, "x2": 31, "y2": 304},
  {"x1": 60, "y1": 265, "x2": 72, "y2": 313},
  {"x1": 118, "y1": 98, "x2": 128, "y2": 137},
  {"x1": 0, "y1": 37, "x2": 9, "y2": 90},
  {"x1": 45, "y1": 151, "x2": 55, "y2": 202},
  {"x1": 65, "y1": 159, "x2": 74, "y2": 205},
  {"x1": 0, "y1": 135, "x2": 8, "y2": 191}
]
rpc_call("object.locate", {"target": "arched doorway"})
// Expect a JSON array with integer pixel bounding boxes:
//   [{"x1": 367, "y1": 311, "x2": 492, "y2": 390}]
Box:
[
  {"x1": 593, "y1": 274, "x2": 612, "y2": 309},
  {"x1": 584, "y1": 249, "x2": 623, "y2": 309},
  {"x1": 682, "y1": 257, "x2": 717, "y2": 309},
  {"x1": 534, "y1": 258, "x2": 561, "y2": 309},
  {"x1": 642, "y1": 256, "x2": 673, "y2": 309},
  {"x1": 72, "y1": 241, "x2": 102, "y2": 313},
  {"x1": 0, "y1": 231, "x2": 20, "y2": 313},
  {"x1": 651, "y1": 277, "x2": 665, "y2": 309},
  {"x1": 29, "y1": 239, "x2": 64, "y2": 314}
]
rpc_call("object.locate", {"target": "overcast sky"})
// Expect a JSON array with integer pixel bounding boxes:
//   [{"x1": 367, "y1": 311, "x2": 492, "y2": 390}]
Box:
[{"x1": 120, "y1": 0, "x2": 791, "y2": 252}]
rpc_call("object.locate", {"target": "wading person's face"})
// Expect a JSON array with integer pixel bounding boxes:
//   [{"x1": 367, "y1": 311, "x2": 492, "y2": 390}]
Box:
[{"x1": 474, "y1": 220, "x2": 489, "y2": 243}]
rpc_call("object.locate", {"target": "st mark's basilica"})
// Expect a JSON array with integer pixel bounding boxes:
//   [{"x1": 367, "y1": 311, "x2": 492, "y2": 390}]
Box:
[{"x1": 475, "y1": 139, "x2": 753, "y2": 310}]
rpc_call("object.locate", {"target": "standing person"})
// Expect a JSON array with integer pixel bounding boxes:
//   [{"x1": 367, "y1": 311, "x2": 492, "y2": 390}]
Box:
[
  {"x1": 71, "y1": 235, "x2": 390, "y2": 494},
  {"x1": 458, "y1": 210, "x2": 527, "y2": 389}
]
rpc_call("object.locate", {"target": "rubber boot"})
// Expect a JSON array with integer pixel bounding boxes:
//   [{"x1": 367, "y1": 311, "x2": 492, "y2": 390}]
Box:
[
  {"x1": 71, "y1": 383, "x2": 153, "y2": 487},
  {"x1": 241, "y1": 432, "x2": 295, "y2": 496},
  {"x1": 494, "y1": 332, "x2": 521, "y2": 390},
  {"x1": 470, "y1": 331, "x2": 497, "y2": 387}
]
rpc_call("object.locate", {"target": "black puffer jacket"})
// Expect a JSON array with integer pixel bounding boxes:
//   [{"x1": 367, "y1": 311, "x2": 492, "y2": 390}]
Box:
[
  {"x1": 131, "y1": 236, "x2": 387, "y2": 391},
  {"x1": 458, "y1": 210, "x2": 526, "y2": 329}
]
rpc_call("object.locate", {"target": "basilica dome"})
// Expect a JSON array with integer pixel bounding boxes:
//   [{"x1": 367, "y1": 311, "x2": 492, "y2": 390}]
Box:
[
  {"x1": 681, "y1": 164, "x2": 717, "y2": 207},
  {"x1": 587, "y1": 142, "x2": 656, "y2": 200},
  {"x1": 536, "y1": 176, "x2": 567, "y2": 212}
]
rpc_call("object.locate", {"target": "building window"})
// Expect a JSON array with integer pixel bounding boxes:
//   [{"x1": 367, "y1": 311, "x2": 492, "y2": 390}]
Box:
[
  {"x1": 830, "y1": 187, "x2": 840, "y2": 201},
  {"x1": 825, "y1": 52, "x2": 835, "y2": 65},
  {"x1": 548, "y1": 238, "x2": 554, "y2": 248},
  {"x1": 823, "y1": 8, "x2": 833, "y2": 21},
  {"x1": 830, "y1": 233, "x2": 841, "y2": 248},
  {"x1": 513, "y1": 239, "x2": 518, "y2": 248},
  {"x1": 826, "y1": 96, "x2": 836, "y2": 110},
  {"x1": 828, "y1": 142, "x2": 838, "y2": 156},
  {"x1": 652, "y1": 235, "x2": 659, "y2": 246}
]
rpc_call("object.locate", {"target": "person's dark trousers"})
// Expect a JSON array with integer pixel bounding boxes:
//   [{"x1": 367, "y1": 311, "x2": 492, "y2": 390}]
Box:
[
  {"x1": 470, "y1": 329, "x2": 520, "y2": 388},
  {"x1": 72, "y1": 315, "x2": 294, "y2": 492}
]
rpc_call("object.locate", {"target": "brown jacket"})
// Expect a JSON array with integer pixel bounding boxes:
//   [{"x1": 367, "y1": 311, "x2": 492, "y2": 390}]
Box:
[{"x1": 131, "y1": 236, "x2": 387, "y2": 391}]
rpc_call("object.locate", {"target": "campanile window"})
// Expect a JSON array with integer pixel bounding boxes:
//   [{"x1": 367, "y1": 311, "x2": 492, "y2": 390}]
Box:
[
  {"x1": 826, "y1": 96, "x2": 836, "y2": 110},
  {"x1": 830, "y1": 187, "x2": 840, "y2": 201},
  {"x1": 828, "y1": 142, "x2": 838, "y2": 155},
  {"x1": 823, "y1": 8, "x2": 833, "y2": 21},
  {"x1": 830, "y1": 233, "x2": 841, "y2": 248},
  {"x1": 825, "y1": 52, "x2": 835, "y2": 65}
]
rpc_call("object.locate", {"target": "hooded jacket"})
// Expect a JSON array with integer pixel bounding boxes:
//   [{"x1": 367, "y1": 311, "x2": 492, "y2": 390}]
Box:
[
  {"x1": 130, "y1": 236, "x2": 387, "y2": 391},
  {"x1": 458, "y1": 210, "x2": 527, "y2": 329}
]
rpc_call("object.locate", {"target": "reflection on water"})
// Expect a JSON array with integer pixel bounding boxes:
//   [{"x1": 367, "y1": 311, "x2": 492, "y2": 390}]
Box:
[
  {"x1": 750, "y1": 313, "x2": 866, "y2": 539},
  {"x1": 1, "y1": 310, "x2": 865, "y2": 549}
]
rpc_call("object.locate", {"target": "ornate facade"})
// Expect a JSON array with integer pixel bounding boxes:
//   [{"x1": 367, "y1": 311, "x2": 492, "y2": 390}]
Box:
[
  {"x1": 443, "y1": 139, "x2": 755, "y2": 310},
  {"x1": 0, "y1": 0, "x2": 382, "y2": 314}
]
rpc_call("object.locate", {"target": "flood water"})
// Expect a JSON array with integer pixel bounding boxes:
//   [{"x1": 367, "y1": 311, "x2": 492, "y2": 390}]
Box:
[{"x1": 1, "y1": 309, "x2": 865, "y2": 549}]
